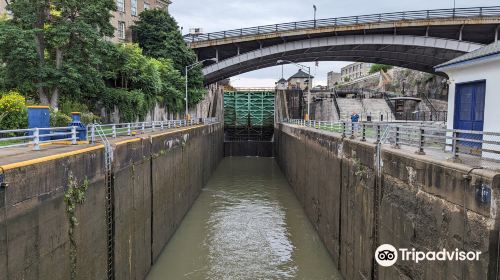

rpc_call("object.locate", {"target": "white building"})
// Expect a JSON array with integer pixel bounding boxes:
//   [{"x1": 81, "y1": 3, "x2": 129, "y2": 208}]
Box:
[
  {"x1": 287, "y1": 69, "x2": 314, "y2": 91},
  {"x1": 341, "y1": 62, "x2": 373, "y2": 82},
  {"x1": 435, "y1": 41, "x2": 500, "y2": 158},
  {"x1": 327, "y1": 71, "x2": 341, "y2": 89},
  {"x1": 275, "y1": 78, "x2": 288, "y2": 90}
]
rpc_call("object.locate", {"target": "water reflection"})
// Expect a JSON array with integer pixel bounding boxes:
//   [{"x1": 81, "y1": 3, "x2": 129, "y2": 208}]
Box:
[{"x1": 147, "y1": 157, "x2": 341, "y2": 280}]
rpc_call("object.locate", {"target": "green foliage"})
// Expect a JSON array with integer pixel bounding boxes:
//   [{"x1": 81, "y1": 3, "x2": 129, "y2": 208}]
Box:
[
  {"x1": 59, "y1": 99, "x2": 90, "y2": 116},
  {"x1": 0, "y1": 91, "x2": 28, "y2": 129},
  {"x1": 102, "y1": 44, "x2": 185, "y2": 121},
  {"x1": 5, "y1": 0, "x2": 116, "y2": 107},
  {"x1": 0, "y1": 5, "x2": 202, "y2": 121},
  {"x1": 80, "y1": 112, "x2": 100, "y2": 125},
  {"x1": 50, "y1": 109, "x2": 72, "y2": 127},
  {"x1": 133, "y1": 10, "x2": 205, "y2": 107},
  {"x1": 369, "y1": 64, "x2": 393, "y2": 74},
  {"x1": 0, "y1": 19, "x2": 38, "y2": 96}
]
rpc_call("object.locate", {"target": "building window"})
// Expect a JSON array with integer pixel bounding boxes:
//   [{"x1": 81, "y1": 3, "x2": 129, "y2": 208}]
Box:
[
  {"x1": 144, "y1": 1, "x2": 150, "y2": 10},
  {"x1": 117, "y1": 0, "x2": 125, "y2": 12},
  {"x1": 131, "y1": 0, "x2": 137, "y2": 16},
  {"x1": 118, "y1": 21, "x2": 126, "y2": 40}
]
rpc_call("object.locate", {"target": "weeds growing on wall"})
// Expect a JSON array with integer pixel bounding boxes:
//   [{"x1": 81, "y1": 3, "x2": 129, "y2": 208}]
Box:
[{"x1": 64, "y1": 172, "x2": 90, "y2": 279}]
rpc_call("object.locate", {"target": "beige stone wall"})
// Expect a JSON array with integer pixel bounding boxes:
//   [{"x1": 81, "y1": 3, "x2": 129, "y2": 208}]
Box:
[{"x1": 0, "y1": 0, "x2": 8, "y2": 15}]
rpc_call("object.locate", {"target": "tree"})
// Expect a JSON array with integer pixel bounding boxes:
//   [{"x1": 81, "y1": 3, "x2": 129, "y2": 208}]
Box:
[
  {"x1": 132, "y1": 9, "x2": 205, "y2": 107},
  {"x1": 5, "y1": 0, "x2": 116, "y2": 108},
  {"x1": 0, "y1": 17, "x2": 38, "y2": 96},
  {"x1": 101, "y1": 43, "x2": 185, "y2": 121},
  {"x1": 369, "y1": 64, "x2": 393, "y2": 74}
]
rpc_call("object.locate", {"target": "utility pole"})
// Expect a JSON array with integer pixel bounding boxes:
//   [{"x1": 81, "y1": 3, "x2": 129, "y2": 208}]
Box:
[
  {"x1": 184, "y1": 58, "x2": 217, "y2": 120},
  {"x1": 276, "y1": 60, "x2": 312, "y2": 120}
]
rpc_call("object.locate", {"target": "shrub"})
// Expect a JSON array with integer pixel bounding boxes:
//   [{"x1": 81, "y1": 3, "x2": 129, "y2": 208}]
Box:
[
  {"x1": 81, "y1": 112, "x2": 100, "y2": 124},
  {"x1": 59, "y1": 99, "x2": 90, "y2": 116},
  {"x1": 50, "y1": 109, "x2": 72, "y2": 127},
  {"x1": 369, "y1": 64, "x2": 393, "y2": 74},
  {"x1": 0, "y1": 91, "x2": 28, "y2": 129}
]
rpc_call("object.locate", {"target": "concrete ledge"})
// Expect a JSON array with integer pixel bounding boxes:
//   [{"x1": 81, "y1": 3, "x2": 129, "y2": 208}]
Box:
[{"x1": 0, "y1": 123, "x2": 224, "y2": 280}]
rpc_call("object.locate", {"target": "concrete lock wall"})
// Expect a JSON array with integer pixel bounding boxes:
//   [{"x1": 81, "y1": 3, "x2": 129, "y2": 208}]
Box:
[
  {"x1": 275, "y1": 123, "x2": 499, "y2": 280},
  {"x1": 0, "y1": 123, "x2": 223, "y2": 280}
]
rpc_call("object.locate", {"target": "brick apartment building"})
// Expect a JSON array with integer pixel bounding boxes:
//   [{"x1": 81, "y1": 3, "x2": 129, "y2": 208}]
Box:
[{"x1": 0, "y1": 0, "x2": 171, "y2": 42}]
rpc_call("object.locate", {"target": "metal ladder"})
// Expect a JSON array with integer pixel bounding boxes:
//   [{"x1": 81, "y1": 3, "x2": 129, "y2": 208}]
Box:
[
  {"x1": 373, "y1": 124, "x2": 391, "y2": 280},
  {"x1": 94, "y1": 124, "x2": 115, "y2": 280}
]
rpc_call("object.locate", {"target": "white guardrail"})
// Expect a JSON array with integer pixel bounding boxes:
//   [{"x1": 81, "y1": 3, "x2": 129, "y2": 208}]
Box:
[
  {"x1": 285, "y1": 119, "x2": 500, "y2": 165},
  {"x1": 0, "y1": 118, "x2": 219, "y2": 151}
]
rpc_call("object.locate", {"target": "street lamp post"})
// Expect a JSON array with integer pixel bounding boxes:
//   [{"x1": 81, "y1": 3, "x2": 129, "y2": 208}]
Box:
[
  {"x1": 185, "y1": 58, "x2": 217, "y2": 120},
  {"x1": 277, "y1": 59, "x2": 312, "y2": 121},
  {"x1": 402, "y1": 78, "x2": 407, "y2": 95},
  {"x1": 313, "y1": 5, "x2": 317, "y2": 28}
]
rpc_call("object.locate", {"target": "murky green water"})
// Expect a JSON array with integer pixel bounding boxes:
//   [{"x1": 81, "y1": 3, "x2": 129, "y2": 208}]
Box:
[{"x1": 147, "y1": 157, "x2": 341, "y2": 280}]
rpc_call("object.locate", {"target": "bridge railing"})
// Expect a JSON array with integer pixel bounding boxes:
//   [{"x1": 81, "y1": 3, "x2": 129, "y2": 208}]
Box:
[
  {"x1": 185, "y1": 6, "x2": 500, "y2": 42},
  {"x1": 0, "y1": 118, "x2": 219, "y2": 151},
  {"x1": 284, "y1": 119, "x2": 500, "y2": 169}
]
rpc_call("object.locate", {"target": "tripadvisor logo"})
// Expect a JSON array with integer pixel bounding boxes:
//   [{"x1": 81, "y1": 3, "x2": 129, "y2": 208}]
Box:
[{"x1": 375, "y1": 244, "x2": 481, "y2": 267}]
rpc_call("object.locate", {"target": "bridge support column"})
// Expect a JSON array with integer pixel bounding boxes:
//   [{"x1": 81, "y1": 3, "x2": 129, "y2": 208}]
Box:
[
  {"x1": 214, "y1": 48, "x2": 219, "y2": 62},
  {"x1": 496, "y1": 25, "x2": 499, "y2": 42}
]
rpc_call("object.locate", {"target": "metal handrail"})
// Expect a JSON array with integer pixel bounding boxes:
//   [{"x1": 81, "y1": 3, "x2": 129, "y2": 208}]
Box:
[
  {"x1": 284, "y1": 119, "x2": 500, "y2": 165},
  {"x1": 0, "y1": 126, "x2": 78, "y2": 150},
  {"x1": 88, "y1": 118, "x2": 219, "y2": 143},
  {"x1": 0, "y1": 118, "x2": 220, "y2": 151},
  {"x1": 185, "y1": 6, "x2": 500, "y2": 42}
]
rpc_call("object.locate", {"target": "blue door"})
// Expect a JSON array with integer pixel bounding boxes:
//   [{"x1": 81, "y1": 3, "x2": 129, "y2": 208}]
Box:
[{"x1": 454, "y1": 81, "x2": 485, "y2": 151}]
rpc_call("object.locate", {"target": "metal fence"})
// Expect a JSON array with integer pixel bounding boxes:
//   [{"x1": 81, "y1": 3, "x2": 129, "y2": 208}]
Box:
[
  {"x1": 0, "y1": 126, "x2": 78, "y2": 151},
  {"x1": 0, "y1": 118, "x2": 219, "y2": 151},
  {"x1": 185, "y1": 6, "x2": 500, "y2": 42},
  {"x1": 285, "y1": 119, "x2": 500, "y2": 169}
]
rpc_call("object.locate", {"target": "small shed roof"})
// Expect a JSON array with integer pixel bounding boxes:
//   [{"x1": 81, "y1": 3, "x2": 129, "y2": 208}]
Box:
[{"x1": 436, "y1": 41, "x2": 500, "y2": 70}]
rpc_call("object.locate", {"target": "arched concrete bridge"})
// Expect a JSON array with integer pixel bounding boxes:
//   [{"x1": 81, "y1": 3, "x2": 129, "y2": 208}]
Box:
[{"x1": 185, "y1": 6, "x2": 500, "y2": 84}]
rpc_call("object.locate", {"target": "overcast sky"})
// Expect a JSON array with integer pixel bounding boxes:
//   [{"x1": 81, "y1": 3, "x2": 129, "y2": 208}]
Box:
[{"x1": 170, "y1": 0, "x2": 498, "y2": 87}]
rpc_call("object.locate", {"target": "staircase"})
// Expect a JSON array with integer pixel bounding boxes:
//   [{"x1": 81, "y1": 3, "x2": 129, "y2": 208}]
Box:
[
  {"x1": 335, "y1": 98, "x2": 396, "y2": 121},
  {"x1": 362, "y1": 99, "x2": 395, "y2": 121},
  {"x1": 337, "y1": 98, "x2": 364, "y2": 120}
]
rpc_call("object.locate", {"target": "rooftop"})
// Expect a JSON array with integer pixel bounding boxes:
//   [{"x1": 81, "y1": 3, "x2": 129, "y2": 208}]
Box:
[
  {"x1": 436, "y1": 41, "x2": 500, "y2": 69},
  {"x1": 288, "y1": 69, "x2": 314, "y2": 80}
]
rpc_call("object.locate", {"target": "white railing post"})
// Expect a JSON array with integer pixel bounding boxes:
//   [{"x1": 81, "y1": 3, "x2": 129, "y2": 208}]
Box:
[
  {"x1": 71, "y1": 126, "x2": 77, "y2": 145},
  {"x1": 152, "y1": 121, "x2": 156, "y2": 132},
  {"x1": 127, "y1": 123, "x2": 131, "y2": 136},
  {"x1": 112, "y1": 124, "x2": 117, "y2": 138},
  {"x1": 91, "y1": 125, "x2": 95, "y2": 143},
  {"x1": 33, "y1": 128, "x2": 40, "y2": 151},
  {"x1": 141, "y1": 123, "x2": 145, "y2": 134},
  {"x1": 161, "y1": 121, "x2": 164, "y2": 130}
]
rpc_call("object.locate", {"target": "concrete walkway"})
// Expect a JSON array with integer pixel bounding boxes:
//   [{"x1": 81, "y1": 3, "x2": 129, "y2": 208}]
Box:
[{"x1": 0, "y1": 125, "x2": 204, "y2": 169}]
